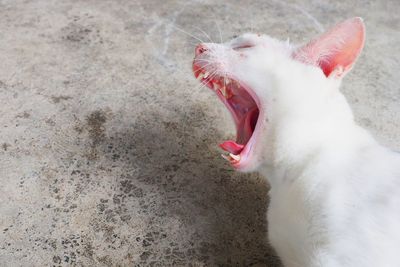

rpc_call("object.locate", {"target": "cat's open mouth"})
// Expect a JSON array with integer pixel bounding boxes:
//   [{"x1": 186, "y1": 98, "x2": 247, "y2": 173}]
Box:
[{"x1": 192, "y1": 64, "x2": 260, "y2": 168}]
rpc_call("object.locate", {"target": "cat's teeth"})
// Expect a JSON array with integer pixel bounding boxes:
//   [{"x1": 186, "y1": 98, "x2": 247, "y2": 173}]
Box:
[
  {"x1": 220, "y1": 86, "x2": 227, "y2": 97},
  {"x1": 204, "y1": 72, "x2": 209, "y2": 78},
  {"x1": 212, "y1": 81, "x2": 220, "y2": 91},
  {"x1": 221, "y1": 153, "x2": 240, "y2": 162},
  {"x1": 225, "y1": 78, "x2": 231, "y2": 85},
  {"x1": 221, "y1": 86, "x2": 232, "y2": 99},
  {"x1": 197, "y1": 72, "x2": 204, "y2": 80},
  {"x1": 229, "y1": 153, "x2": 241, "y2": 161}
]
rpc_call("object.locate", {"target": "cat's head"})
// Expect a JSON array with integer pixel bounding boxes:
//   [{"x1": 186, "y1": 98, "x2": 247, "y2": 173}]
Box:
[{"x1": 192, "y1": 18, "x2": 365, "y2": 171}]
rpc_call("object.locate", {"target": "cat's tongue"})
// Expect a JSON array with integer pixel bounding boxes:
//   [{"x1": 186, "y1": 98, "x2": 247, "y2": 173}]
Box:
[
  {"x1": 219, "y1": 141, "x2": 244, "y2": 154},
  {"x1": 219, "y1": 107, "x2": 258, "y2": 155}
]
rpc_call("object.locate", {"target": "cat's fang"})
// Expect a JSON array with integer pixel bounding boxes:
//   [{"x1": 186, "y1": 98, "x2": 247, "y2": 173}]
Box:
[
  {"x1": 212, "y1": 82, "x2": 220, "y2": 91},
  {"x1": 221, "y1": 86, "x2": 232, "y2": 99},
  {"x1": 229, "y1": 153, "x2": 241, "y2": 161},
  {"x1": 204, "y1": 72, "x2": 209, "y2": 78},
  {"x1": 197, "y1": 72, "x2": 204, "y2": 80},
  {"x1": 220, "y1": 86, "x2": 227, "y2": 97}
]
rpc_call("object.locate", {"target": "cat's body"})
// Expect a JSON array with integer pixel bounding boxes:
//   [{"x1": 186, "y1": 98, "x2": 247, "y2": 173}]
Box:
[
  {"x1": 267, "y1": 128, "x2": 400, "y2": 267},
  {"x1": 192, "y1": 18, "x2": 400, "y2": 266}
]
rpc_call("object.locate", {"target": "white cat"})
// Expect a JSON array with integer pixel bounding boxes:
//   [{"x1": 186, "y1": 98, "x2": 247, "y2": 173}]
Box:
[{"x1": 192, "y1": 18, "x2": 400, "y2": 267}]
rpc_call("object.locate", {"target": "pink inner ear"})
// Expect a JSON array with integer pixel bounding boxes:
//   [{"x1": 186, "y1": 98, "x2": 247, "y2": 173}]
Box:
[{"x1": 293, "y1": 17, "x2": 365, "y2": 77}]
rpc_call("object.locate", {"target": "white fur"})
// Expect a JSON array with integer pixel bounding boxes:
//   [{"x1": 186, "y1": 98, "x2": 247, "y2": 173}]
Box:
[{"x1": 199, "y1": 30, "x2": 400, "y2": 266}]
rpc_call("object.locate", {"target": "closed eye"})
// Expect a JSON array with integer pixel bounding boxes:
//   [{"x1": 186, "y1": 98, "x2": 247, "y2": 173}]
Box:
[{"x1": 232, "y1": 43, "x2": 255, "y2": 51}]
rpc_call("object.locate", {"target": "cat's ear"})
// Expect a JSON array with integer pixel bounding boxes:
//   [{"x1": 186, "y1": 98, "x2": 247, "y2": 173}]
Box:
[{"x1": 293, "y1": 17, "x2": 365, "y2": 78}]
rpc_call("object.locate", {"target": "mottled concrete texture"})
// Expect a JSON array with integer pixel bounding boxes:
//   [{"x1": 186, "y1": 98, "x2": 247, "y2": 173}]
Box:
[{"x1": 0, "y1": 0, "x2": 399, "y2": 266}]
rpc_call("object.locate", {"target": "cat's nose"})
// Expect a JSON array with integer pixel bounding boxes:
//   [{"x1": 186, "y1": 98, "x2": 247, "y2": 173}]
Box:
[{"x1": 195, "y1": 44, "x2": 208, "y2": 56}]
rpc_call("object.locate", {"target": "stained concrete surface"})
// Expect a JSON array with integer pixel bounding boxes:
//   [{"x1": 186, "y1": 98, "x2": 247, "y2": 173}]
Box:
[{"x1": 0, "y1": 0, "x2": 399, "y2": 266}]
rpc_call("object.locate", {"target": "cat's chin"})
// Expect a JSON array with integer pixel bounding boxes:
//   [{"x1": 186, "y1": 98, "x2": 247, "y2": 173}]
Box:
[{"x1": 193, "y1": 63, "x2": 261, "y2": 171}]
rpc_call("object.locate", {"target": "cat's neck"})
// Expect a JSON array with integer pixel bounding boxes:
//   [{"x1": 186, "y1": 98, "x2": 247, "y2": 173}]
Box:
[{"x1": 259, "y1": 104, "x2": 376, "y2": 185}]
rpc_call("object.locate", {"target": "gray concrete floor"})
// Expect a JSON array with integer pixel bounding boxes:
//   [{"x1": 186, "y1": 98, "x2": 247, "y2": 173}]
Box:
[{"x1": 0, "y1": 0, "x2": 399, "y2": 266}]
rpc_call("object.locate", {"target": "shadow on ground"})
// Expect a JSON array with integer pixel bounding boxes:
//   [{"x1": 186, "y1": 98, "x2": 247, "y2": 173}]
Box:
[{"x1": 101, "y1": 102, "x2": 282, "y2": 266}]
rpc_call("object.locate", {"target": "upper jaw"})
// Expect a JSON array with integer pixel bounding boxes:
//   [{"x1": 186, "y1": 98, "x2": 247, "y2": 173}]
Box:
[{"x1": 192, "y1": 59, "x2": 262, "y2": 171}]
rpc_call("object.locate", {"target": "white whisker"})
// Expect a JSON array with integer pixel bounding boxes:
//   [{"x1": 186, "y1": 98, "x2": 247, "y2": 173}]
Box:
[
  {"x1": 191, "y1": 25, "x2": 213, "y2": 43},
  {"x1": 170, "y1": 24, "x2": 205, "y2": 43},
  {"x1": 215, "y1": 21, "x2": 223, "y2": 43}
]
